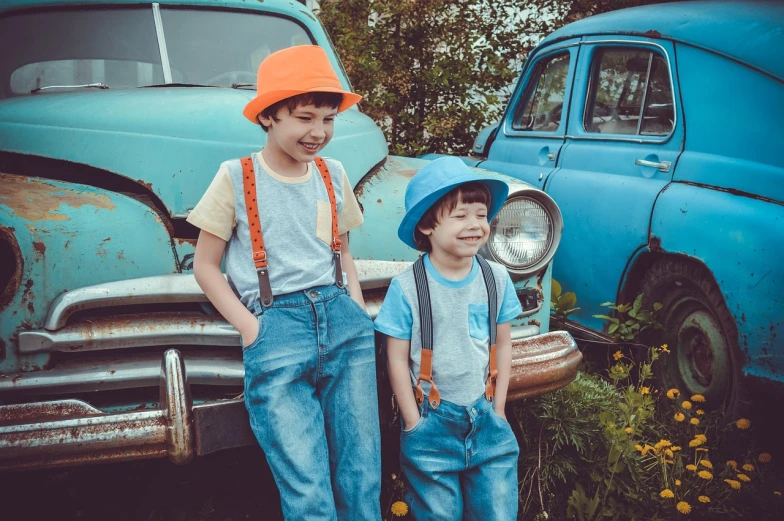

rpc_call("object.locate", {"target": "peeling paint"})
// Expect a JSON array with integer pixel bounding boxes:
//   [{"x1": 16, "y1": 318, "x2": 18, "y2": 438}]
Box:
[{"x1": 0, "y1": 174, "x2": 116, "y2": 221}]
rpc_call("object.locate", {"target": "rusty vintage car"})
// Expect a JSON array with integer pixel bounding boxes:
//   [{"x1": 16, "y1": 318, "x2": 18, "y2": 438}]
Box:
[{"x1": 0, "y1": 0, "x2": 579, "y2": 471}]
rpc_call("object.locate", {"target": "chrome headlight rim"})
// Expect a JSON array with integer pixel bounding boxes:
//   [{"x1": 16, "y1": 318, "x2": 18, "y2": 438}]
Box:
[{"x1": 481, "y1": 187, "x2": 563, "y2": 278}]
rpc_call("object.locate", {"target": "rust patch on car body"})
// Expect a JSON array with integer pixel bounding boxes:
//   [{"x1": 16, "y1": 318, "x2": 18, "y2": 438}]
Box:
[{"x1": 0, "y1": 174, "x2": 116, "y2": 222}]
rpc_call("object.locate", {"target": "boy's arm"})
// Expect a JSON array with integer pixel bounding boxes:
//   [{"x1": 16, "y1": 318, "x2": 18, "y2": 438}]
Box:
[
  {"x1": 340, "y1": 233, "x2": 367, "y2": 310},
  {"x1": 386, "y1": 336, "x2": 420, "y2": 430},
  {"x1": 493, "y1": 321, "x2": 513, "y2": 419},
  {"x1": 193, "y1": 229, "x2": 259, "y2": 347}
]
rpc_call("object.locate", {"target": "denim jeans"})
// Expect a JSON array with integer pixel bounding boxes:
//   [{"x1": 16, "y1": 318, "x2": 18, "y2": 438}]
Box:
[
  {"x1": 243, "y1": 284, "x2": 381, "y2": 521},
  {"x1": 400, "y1": 394, "x2": 520, "y2": 521}
]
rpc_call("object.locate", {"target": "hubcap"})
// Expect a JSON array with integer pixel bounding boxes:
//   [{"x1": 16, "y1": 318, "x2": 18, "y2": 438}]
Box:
[{"x1": 671, "y1": 307, "x2": 730, "y2": 404}]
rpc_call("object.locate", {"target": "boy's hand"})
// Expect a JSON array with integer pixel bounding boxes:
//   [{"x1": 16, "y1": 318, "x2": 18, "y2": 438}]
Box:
[{"x1": 403, "y1": 412, "x2": 421, "y2": 432}]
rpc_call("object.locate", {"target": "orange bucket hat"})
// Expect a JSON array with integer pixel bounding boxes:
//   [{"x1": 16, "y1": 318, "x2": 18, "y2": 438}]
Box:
[{"x1": 242, "y1": 45, "x2": 362, "y2": 124}]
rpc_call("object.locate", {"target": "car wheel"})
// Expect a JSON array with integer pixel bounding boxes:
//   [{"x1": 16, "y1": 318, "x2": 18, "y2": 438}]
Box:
[{"x1": 637, "y1": 258, "x2": 749, "y2": 417}]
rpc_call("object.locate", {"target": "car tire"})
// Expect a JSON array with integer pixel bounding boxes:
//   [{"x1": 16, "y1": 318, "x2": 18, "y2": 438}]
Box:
[{"x1": 637, "y1": 258, "x2": 749, "y2": 419}]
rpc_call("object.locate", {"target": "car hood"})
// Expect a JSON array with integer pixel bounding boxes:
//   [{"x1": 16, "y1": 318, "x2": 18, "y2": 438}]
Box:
[{"x1": 0, "y1": 88, "x2": 388, "y2": 217}]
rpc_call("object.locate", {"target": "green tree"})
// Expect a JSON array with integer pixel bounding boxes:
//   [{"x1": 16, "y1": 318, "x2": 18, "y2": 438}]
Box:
[{"x1": 320, "y1": 0, "x2": 671, "y2": 157}]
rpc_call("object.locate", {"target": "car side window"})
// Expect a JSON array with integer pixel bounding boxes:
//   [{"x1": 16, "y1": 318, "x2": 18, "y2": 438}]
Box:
[
  {"x1": 512, "y1": 53, "x2": 570, "y2": 132},
  {"x1": 584, "y1": 48, "x2": 675, "y2": 136}
]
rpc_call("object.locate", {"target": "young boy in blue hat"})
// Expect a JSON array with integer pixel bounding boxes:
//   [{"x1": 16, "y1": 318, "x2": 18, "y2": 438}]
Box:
[
  {"x1": 374, "y1": 156, "x2": 522, "y2": 521},
  {"x1": 187, "y1": 45, "x2": 381, "y2": 521}
]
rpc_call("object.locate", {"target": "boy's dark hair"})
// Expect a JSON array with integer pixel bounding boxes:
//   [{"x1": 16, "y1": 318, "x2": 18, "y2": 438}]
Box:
[
  {"x1": 258, "y1": 92, "x2": 344, "y2": 132},
  {"x1": 414, "y1": 182, "x2": 492, "y2": 252}
]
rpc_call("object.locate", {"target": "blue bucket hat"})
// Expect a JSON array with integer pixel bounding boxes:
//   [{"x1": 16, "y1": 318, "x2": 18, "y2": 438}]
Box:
[{"x1": 398, "y1": 156, "x2": 509, "y2": 250}]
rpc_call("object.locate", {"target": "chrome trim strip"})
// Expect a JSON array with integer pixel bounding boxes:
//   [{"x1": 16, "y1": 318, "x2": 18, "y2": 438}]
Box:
[
  {"x1": 44, "y1": 261, "x2": 405, "y2": 331},
  {"x1": 21, "y1": 313, "x2": 239, "y2": 353},
  {"x1": 0, "y1": 349, "x2": 193, "y2": 471},
  {"x1": 152, "y1": 3, "x2": 173, "y2": 84},
  {"x1": 32, "y1": 296, "x2": 387, "y2": 354},
  {"x1": 511, "y1": 324, "x2": 540, "y2": 339},
  {"x1": 578, "y1": 40, "x2": 677, "y2": 143},
  {"x1": 0, "y1": 352, "x2": 243, "y2": 395}
]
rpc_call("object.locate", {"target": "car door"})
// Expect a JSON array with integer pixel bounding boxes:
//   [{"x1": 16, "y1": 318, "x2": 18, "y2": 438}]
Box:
[
  {"x1": 545, "y1": 37, "x2": 684, "y2": 330},
  {"x1": 481, "y1": 39, "x2": 580, "y2": 190}
]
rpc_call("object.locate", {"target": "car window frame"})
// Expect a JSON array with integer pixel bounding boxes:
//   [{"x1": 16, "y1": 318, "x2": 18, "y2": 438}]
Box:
[
  {"x1": 575, "y1": 40, "x2": 679, "y2": 144},
  {"x1": 502, "y1": 40, "x2": 580, "y2": 140}
]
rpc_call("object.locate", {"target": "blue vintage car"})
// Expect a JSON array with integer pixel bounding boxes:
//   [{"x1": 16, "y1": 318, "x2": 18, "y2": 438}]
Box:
[
  {"x1": 0, "y1": 0, "x2": 578, "y2": 470},
  {"x1": 428, "y1": 1, "x2": 784, "y2": 415}
]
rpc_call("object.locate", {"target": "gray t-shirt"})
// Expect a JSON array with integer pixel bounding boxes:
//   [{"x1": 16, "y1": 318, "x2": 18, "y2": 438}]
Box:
[
  {"x1": 374, "y1": 255, "x2": 522, "y2": 406},
  {"x1": 187, "y1": 152, "x2": 363, "y2": 306}
]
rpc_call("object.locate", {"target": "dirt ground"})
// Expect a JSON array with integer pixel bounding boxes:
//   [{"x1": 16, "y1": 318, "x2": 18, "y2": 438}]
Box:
[{"x1": 1, "y1": 446, "x2": 285, "y2": 521}]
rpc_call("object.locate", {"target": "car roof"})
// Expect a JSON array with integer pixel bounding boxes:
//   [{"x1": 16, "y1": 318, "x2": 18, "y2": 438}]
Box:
[
  {"x1": 0, "y1": 0, "x2": 308, "y2": 16},
  {"x1": 540, "y1": 0, "x2": 784, "y2": 82}
]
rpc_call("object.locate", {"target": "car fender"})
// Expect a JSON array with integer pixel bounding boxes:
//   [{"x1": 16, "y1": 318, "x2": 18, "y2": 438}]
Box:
[
  {"x1": 649, "y1": 182, "x2": 784, "y2": 382},
  {"x1": 0, "y1": 174, "x2": 178, "y2": 373}
]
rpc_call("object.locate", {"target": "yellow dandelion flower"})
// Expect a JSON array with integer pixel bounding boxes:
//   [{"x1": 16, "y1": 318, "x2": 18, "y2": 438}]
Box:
[
  {"x1": 658, "y1": 439, "x2": 672, "y2": 447},
  {"x1": 758, "y1": 453, "x2": 772, "y2": 463},
  {"x1": 696, "y1": 434, "x2": 707, "y2": 443},
  {"x1": 667, "y1": 388, "x2": 680, "y2": 399},
  {"x1": 737, "y1": 473, "x2": 751, "y2": 482},
  {"x1": 676, "y1": 501, "x2": 691, "y2": 514},
  {"x1": 661, "y1": 343, "x2": 670, "y2": 353},
  {"x1": 725, "y1": 479, "x2": 741, "y2": 490},
  {"x1": 691, "y1": 394, "x2": 706, "y2": 403},
  {"x1": 696, "y1": 447, "x2": 709, "y2": 453},
  {"x1": 681, "y1": 400, "x2": 693, "y2": 410},
  {"x1": 390, "y1": 501, "x2": 409, "y2": 517},
  {"x1": 774, "y1": 491, "x2": 782, "y2": 496},
  {"x1": 742, "y1": 463, "x2": 755, "y2": 472},
  {"x1": 698, "y1": 495, "x2": 710, "y2": 503},
  {"x1": 635, "y1": 444, "x2": 643, "y2": 452},
  {"x1": 660, "y1": 488, "x2": 675, "y2": 499},
  {"x1": 625, "y1": 427, "x2": 633, "y2": 434},
  {"x1": 675, "y1": 412, "x2": 686, "y2": 422},
  {"x1": 640, "y1": 386, "x2": 651, "y2": 395},
  {"x1": 698, "y1": 470, "x2": 713, "y2": 480},
  {"x1": 689, "y1": 438, "x2": 702, "y2": 448},
  {"x1": 613, "y1": 350, "x2": 623, "y2": 361},
  {"x1": 665, "y1": 449, "x2": 674, "y2": 458},
  {"x1": 641, "y1": 444, "x2": 654, "y2": 456},
  {"x1": 727, "y1": 460, "x2": 738, "y2": 470},
  {"x1": 690, "y1": 418, "x2": 700, "y2": 425},
  {"x1": 672, "y1": 446, "x2": 682, "y2": 452},
  {"x1": 696, "y1": 409, "x2": 705, "y2": 416},
  {"x1": 700, "y1": 460, "x2": 713, "y2": 469},
  {"x1": 666, "y1": 459, "x2": 674, "y2": 465},
  {"x1": 736, "y1": 418, "x2": 751, "y2": 430},
  {"x1": 686, "y1": 464, "x2": 697, "y2": 471},
  {"x1": 675, "y1": 479, "x2": 682, "y2": 487}
]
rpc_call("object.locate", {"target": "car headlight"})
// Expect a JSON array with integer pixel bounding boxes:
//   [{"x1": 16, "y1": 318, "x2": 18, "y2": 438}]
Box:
[{"x1": 482, "y1": 190, "x2": 562, "y2": 277}]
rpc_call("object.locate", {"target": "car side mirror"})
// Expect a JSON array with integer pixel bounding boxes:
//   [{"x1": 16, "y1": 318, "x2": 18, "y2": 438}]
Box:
[{"x1": 472, "y1": 122, "x2": 499, "y2": 157}]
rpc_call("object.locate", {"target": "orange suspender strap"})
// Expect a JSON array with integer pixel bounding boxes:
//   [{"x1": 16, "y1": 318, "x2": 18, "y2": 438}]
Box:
[
  {"x1": 241, "y1": 156, "x2": 343, "y2": 308},
  {"x1": 412, "y1": 257, "x2": 441, "y2": 408},
  {"x1": 476, "y1": 255, "x2": 499, "y2": 401},
  {"x1": 240, "y1": 157, "x2": 273, "y2": 307},
  {"x1": 412, "y1": 255, "x2": 499, "y2": 409},
  {"x1": 314, "y1": 157, "x2": 344, "y2": 289}
]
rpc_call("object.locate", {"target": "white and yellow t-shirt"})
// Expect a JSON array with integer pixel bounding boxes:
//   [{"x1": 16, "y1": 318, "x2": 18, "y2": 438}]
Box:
[{"x1": 187, "y1": 152, "x2": 363, "y2": 306}]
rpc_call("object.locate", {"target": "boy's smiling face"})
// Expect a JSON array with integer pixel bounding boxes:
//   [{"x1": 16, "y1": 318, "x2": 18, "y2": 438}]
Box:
[
  {"x1": 258, "y1": 103, "x2": 338, "y2": 171},
  {"x1": 418, "y1": 199, "x2": 490, "y2": 262}
]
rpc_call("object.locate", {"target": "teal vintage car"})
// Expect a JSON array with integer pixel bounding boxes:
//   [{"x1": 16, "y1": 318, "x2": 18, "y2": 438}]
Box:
[{"x1": 0, "y1": 0, "x2": 578, "y2": 470}]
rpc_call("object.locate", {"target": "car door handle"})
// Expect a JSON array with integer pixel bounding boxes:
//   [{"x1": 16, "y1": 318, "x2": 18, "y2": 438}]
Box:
[{"x1": 635, "y1": 159, "x2": 671, "y2": 173}]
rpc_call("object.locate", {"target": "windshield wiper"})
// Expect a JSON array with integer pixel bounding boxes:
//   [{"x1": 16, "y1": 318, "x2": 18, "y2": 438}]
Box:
[
  {"x1": 143, "y1": 83, "x2": 216, "y2": 88},
  {"x1": 31, "y1": 83, "x2": 109, "y2": 94},
  {"x1": 231, "y1": 83, "x2": 255, "y2": 89}
]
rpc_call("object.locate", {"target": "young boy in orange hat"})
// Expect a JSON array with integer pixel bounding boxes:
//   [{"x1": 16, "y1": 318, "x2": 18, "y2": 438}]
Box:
[{"x1": 187, "y1": 45, "x2": 381, "y2": 521}]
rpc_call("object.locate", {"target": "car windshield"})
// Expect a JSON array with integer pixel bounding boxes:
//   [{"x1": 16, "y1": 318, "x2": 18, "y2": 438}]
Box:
[{"x1": 0, "y1": 6, "x2": 313, "y2": 99}]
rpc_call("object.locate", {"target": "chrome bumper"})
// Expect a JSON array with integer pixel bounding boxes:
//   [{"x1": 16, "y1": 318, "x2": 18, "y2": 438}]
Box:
[
  {"x1": 0, "y1": 328, "x2": 579, "y2": 471},
  {"x1": 0, "y1": 349, "x2": 193, "y2": 472}
]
